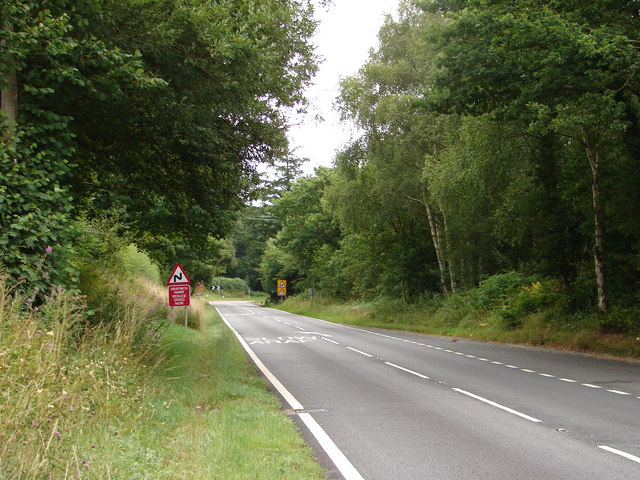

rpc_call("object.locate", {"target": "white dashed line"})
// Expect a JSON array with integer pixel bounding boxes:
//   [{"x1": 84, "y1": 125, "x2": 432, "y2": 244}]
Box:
[
  {"x1": 453, "y1": 388, "x2": 542, "y2": 423},
  {"x1": 505, "y1": 365, "x2": 519, "y2": 369},
  {"x1": 582, "y1": 384, "x2": 602, "y2": 389},
  {"x1": 323, "y1": 338, "x2": 341, "y2": 345},
  {"x1": 559, "y1": 378, "x2": 578, "y2": 383},
  {"x1": 521, "y1": 369, "x2": 536, "y2": 373},
  {"x1": 491, "y1": 361, "x2": 503, "y2": 365},
  {"x1": 347, "y1": 347, "x2": 374, "y2": 358},
  {"x1": 607, "y1": 390, "x2": 631, "y2": 395},
  {"x1": 385, "y1": 362, "x2": 430, "y2": 379},
  {"x1": 539, "y1": 373, "x2": 555, "y2": 378},
  {"x1": 598, "y1": 446, "x2": 640, "y2": 465}
]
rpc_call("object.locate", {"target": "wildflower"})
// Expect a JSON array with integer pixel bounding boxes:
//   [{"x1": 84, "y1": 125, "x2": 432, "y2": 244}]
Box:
[
  {"x1": 149, "y1": 306, "x2": 156, "y2": 312},
  {"x1": 45, "y1": 246, "x2": 53, "y2": 254},
  {"x1": 33, "y1": 307, "x2": 39, "y2": 312},
  {"x1": 55, "y1": 431, "x2": 61, "y2": 438}
]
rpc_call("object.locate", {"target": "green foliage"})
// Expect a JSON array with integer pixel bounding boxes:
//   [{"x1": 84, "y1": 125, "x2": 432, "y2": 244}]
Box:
[
  {"x1": 211, "y1": 276, "x2": 249, "y2": 294},
  {"x1": 0, "y1": 134, "x2": 77, "y2": 291}
]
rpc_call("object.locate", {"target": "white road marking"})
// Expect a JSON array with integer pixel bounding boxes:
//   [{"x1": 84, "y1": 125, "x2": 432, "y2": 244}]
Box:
[
  {"x1": 298, "y1": 331, "x2": 333, "y2": 337},
  {"x1": 491, "y1": 361, "x2": 503, "y2": 365},
  {"x1": 323, "y1": 338, "x2": 341, "y2": 345},
  {"x1": 505, "y1": 365, "x2": 519, "y2": 369},
  {"x1": 293, "y1": 325, "x2": 307, "y2": 330},
  {"x1": 559, "y1": 378, "x2": 578, "y2": 383},
  {"x1": 521, "y1": 369, "x2": 536, "y2": 373},
  {"x1": 215, "y1": 307, "x2": 365, "y2": 480},
  {"x1": 582, "y1": 384, "x2": 602, "y2": 389},
  {"x1": 384, "y1": 362, "x2": 430, "y2": 379},
  {"x1": 347, "y1": 347, "x2": 374, "y2": 358},
  {"x1": 539, "y1": 373, "x2": 555, "y2": 377},
  {"x1": 607, "y1": 389, "x2": 631, "y2": 395},
  {"x1": 453, "y1": 388, "x2": 542, "y2": 423},
  {"x1": 598, "y1": 446, "x2": 640, "y2": 465}
]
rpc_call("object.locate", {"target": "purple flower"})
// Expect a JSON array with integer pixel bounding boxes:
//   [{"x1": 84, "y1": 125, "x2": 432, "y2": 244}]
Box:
[
  {"x1": 55, "y1": 431, "x2": 61, "y2": 439},
  {"x1": 149, "y1": 306, "x2": 156, "y2": 312},
  {"x1": 45, "y1": 246, "x2": 53, "y2": 254}
]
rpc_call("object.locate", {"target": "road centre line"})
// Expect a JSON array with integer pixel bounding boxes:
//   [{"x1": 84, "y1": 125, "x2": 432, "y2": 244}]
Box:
[
  {"x1": 256, "y1": 311, "x2": 640, "y2": 404},
  {"x1": 597, "y1": 446, "x2": 640, "y2": 465},
  {"x1": 453, "y1": 388, "x2": 542, "y2": 423},
  {"x1": 347, "y1": 346, "x2": 374, "y2": 358},
  {"x1": 215, "y1": 305, "x2": 365, "y2": 480},
  {"x1": 607, "y1": 389, "x2": 631, "y2": 395},
  {"x1": 384, "y1": 362, "x2": 430, "y2": 379},
  {"x1": 323, "y1": 338, "x2": 341, "y2": 345}
]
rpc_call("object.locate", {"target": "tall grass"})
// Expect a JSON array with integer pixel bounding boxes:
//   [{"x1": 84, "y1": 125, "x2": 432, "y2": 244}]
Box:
[
  {"x1": 0, "y1": 273, "x2": 171, "y2": 478},
  {"x1": 1, "y1": 271, "x2": 324, "y2": 478}
]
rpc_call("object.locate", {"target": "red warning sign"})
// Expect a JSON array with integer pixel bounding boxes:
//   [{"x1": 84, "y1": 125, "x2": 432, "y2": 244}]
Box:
[{"x1": 168, "y1": 285, "x2": 191, "y2": 307}]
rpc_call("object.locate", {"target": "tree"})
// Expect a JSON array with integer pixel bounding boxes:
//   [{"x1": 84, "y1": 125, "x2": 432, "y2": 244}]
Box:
[
  {"x1": 430, "y1": 0, "x2": 640, "y2": 313},
  {"x1": 335, "y1": 3, "x2": 455, "y2": 294}
]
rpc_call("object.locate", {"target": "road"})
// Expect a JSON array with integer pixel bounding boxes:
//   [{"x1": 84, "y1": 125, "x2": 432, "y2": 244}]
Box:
[{"x1": 213, "y1": 301, "x2": 640, "y2": 480}]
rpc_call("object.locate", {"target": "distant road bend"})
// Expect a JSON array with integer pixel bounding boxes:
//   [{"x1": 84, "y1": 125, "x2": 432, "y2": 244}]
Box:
[{"x1": 213, "y1": 301, "x2": 640, "y2": 480}]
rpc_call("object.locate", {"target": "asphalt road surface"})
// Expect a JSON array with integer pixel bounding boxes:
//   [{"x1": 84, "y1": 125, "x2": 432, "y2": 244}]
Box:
[{"x1": 213, "y1": 301, "x2": 640, "y2": 480}]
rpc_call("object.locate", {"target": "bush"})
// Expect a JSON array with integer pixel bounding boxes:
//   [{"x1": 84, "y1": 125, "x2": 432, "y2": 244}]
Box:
[
  {"x1": 471, "y1": 272, "x2": 563, "y2": 329},
  {"x1": 210, "y1": 277, "x2": 249, "y2": 295}
]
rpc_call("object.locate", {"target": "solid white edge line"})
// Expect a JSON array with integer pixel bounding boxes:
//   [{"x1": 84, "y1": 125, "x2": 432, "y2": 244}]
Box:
[
  {"x1": 298, "y1": 413, "x2": 366, "y2": 480},
  {"x1": 346, "y1": 346, "x2": 374, "y2": 358},
  {"x1": 215, "y1": 307, "x2": 365, "y2": 480},
  {"x1": 598, "y1": 445, "x2": 640, "y2": 465},
  {"x1": 384, "y1": 362, "x2": 430, "y2": 379},
  {"x1": 453, "y1": 388, "x2": 542, "y2": 423}
]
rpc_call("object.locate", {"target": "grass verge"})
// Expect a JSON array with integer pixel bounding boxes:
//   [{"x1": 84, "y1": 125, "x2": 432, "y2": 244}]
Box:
[
  {"x1": 275, "y1": 296, "x2": 640, "y2": 359},
  {"x1": 140, "y1": 299, "x2": 325, "y2": 479},
  {"x1": 0, "y1": 276, "x2": 325, "y2": 479}
]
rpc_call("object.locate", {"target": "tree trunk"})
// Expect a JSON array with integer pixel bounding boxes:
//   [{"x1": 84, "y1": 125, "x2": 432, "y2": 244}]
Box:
[
  {"x1": 583, "y1": 129, "x2": 607, "y2": 315},
  {"x1": 418, "y1": 182, "x2": 450, "y2": 294},
  {"x1": 2, "y1": 25, "x2": 18, "y2": 143}
]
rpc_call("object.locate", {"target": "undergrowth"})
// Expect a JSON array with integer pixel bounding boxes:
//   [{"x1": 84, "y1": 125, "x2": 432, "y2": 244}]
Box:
[
  {"x1": 0, "y1": 273, "x2": 173, "y2": 478},
  {"x1": 278, "y1": 272, "x2": 640, "y2": 358}
]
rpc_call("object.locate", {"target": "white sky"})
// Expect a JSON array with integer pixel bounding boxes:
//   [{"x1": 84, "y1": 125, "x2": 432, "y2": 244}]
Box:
[{"x1": 288, "y1": 0, "x2": 400, "y2": 174}]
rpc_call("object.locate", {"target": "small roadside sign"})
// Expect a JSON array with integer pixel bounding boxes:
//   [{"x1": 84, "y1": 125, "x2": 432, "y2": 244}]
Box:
[
  {"x1": 277, "y1": 279, "x2": 287, "y2": 297},
  {"x1": 194, "y1": 280, "x2": 205, "y2": 296},
  {"x1": 168, "y1": 285, "x2": 191, "y2": 307},
  {"x1": 166, "y1": 264, "x2": 191, "y2": 326},
  {"x1": 166, "y1": 263, "x2": 191, "y2": 285}
]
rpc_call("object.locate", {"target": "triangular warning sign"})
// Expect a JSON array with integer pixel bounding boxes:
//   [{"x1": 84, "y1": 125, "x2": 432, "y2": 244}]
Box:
[{"x1": 166, "y1": 263, "x2": 191, "y2": 285}]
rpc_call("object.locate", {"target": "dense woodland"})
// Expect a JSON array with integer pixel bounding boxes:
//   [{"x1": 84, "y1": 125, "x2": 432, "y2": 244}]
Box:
[
  {"x1": 3, "y1": 1, "x2": 640, "y2": 331},
  {"x1": 1, "y1": 0, "x2": 317, "y2": 290},
  {"x1": 248, "y1": 0, "x2": 640, "y2": 329}
]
